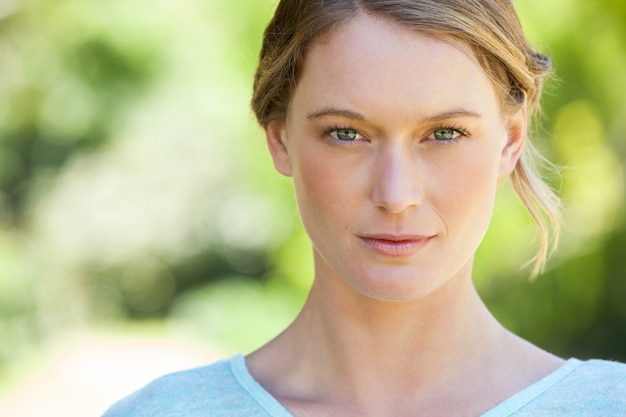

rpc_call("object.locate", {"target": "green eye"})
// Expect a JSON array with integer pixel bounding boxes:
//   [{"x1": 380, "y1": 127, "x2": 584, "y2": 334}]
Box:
[
  {"x1": 333, "y1": 129, "x2": 359, "y2": 141},
  {"x1": 432, "y1": 128, "x2": 460, "y2": 141}
]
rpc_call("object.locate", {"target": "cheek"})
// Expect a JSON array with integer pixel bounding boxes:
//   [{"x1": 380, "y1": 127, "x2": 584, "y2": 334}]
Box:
[
  {"x1": 433, "y1": 150, "x2": 501, "y2": 235},
  {"x1": 291, "y1": 147, "x2": 362, "y2": 232}
]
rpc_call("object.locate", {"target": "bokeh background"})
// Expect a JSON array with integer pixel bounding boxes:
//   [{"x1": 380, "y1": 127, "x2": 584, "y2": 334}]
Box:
[{"x1": 0, "y1": 0, "x2": 624, "y2": 415}]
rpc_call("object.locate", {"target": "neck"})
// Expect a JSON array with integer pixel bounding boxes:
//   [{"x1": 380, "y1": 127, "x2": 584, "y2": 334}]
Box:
[
  {"x1": 247, "y1": 256, "x2": 563, "y2": 416},
  {"x1": 250, "y1": 260, "x2": 512, "y2": 409},
  {"x1": 299, "y1": 264, "x2": 501, "y2": 385}
]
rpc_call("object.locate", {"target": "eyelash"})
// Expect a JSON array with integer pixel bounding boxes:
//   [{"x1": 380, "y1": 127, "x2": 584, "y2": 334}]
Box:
[
  {"x1": 429, "y1": 124, "x2": 470, "y2": 144},
  {"x1": 323, "y1": 125, "x2": 364, "y2": 145},
  {"x1": 322, "y1": 124, "x2": 470, "y2": 145}
]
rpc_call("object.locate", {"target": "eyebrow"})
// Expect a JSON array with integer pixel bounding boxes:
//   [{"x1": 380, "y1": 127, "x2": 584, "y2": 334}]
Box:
[
  {"x1": 306, "y1": 107, "x2": 482, "y2": 122},
  {"x1": 306, "y1": 107, "x2": 365, "y2": 121},
  {"x1": 423, "y1": 109, "x2": 483, "y2": 122}
]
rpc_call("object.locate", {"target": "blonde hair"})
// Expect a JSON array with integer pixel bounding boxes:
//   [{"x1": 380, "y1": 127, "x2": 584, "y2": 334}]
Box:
[{"x1": 252, "y1": 0, "x2": 560, "y2": 276}]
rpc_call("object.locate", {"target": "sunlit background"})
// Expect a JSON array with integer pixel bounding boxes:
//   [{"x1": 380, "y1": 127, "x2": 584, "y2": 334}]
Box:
[{"x1": 0, "y1": 0, "x2": 624, "y2": 415}]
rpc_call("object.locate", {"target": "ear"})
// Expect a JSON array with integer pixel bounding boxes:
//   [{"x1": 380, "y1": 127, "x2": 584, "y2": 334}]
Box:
[
  {"x1": 265, "y1": 120, "x2": 292, "y2": 177},
  {"x1": 498, "y1": 105, "x2": 527, "y2": 178}
]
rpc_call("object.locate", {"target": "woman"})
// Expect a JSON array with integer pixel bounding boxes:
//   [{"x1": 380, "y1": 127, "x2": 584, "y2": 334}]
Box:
[{"x1": 104, "y1": 1, "x2": 626, "y2": 416}]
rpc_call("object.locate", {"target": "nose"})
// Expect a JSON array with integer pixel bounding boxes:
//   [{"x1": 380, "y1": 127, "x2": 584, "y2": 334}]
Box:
[{"x1": 371, "y1": 144, "x2": 423, "y2": 213}]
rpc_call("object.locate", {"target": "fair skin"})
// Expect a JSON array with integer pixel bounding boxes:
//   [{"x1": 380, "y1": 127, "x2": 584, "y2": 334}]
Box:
[{"x1": 247, "y1": 14, "x2": 562, "y2": 417}]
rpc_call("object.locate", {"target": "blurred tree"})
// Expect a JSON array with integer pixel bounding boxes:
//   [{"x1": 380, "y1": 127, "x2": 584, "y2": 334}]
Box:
[
  {"x1": 0, "y1": 1, "x2": 160, "y2": 226},
  {"x1": 480, "y1": 0, "x2": 626, "y2": 361}
]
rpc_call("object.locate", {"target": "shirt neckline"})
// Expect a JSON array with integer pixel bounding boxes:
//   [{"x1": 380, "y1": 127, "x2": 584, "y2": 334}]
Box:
[
  {"x1": 231, "y1": 354, "x2": 295, "y2": 416},
  {"x1": 230, "y1": 354, "x2": 583, "y2": 417}
]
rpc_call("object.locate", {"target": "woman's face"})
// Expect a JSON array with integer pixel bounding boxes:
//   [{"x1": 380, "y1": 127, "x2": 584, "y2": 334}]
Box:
[{"x1": 266, "y1": 14, "x2": 525, "y2": 302}]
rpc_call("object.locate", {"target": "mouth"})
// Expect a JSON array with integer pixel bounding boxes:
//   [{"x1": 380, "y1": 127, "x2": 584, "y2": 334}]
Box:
[{"x1": 358, "y1": 234, "x2": 435, "y2": 258}]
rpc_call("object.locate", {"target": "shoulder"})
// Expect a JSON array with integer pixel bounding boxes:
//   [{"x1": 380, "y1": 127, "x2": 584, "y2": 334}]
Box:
[
  {"x1": 101, "y1": 355, "x2": 264, "y2": 417},
  {"x1": 528, "y1": 359, "x2": 626, "y2": 416},
  {"x1": 561, "y1": 359, "x2": 626, "y2": 393},
  {"x1": 572, "y1": 358, "x2": 626, "y2": 377}
]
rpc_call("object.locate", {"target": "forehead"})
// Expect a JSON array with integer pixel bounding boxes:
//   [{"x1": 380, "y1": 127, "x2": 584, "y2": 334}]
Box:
[{"x1": 291, "y1": 14, "x2": 501, "y2": 120}]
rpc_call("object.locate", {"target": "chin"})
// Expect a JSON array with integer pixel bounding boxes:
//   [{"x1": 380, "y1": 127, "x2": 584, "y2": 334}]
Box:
[{"x1": 349, "y1": 268, "x2": 451, "y2": 303}]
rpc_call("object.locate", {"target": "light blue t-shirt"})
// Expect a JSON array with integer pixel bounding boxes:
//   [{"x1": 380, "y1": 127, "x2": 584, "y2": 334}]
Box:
[{"x1": 102, "y1": 355, "x2": 626, "y2": 416}]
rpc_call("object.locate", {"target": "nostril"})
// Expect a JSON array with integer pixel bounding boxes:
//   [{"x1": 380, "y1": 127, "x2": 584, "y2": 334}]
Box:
[{"x1": 374, "y1": 192, "x2": 421, "y2": 214}]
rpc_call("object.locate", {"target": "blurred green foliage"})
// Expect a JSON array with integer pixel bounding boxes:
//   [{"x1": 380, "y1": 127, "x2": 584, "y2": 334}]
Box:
[{"x1": 0, "y1": 0, "x2": 624, "y2": 370}]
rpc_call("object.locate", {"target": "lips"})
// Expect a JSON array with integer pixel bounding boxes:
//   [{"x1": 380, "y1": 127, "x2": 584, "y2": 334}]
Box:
[{"x1": 358, "y1": 234, "x2": 434, "y2": 258}]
